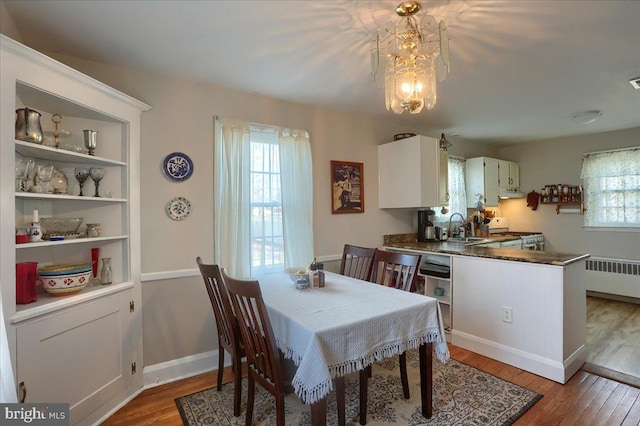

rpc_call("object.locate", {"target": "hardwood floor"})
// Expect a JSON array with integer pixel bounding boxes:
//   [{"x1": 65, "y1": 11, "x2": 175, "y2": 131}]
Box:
[
  {"x1": 586, "y1": 296, "x2": 640, "y2": 379},
  {"x1": 103, "y1": 344, "x2": 640, "y2": 425}
]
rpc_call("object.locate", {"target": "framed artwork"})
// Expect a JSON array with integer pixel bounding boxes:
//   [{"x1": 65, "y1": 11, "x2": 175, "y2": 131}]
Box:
[{"x1": 331, "y1": 160, "x2": 364, "y2": 214}]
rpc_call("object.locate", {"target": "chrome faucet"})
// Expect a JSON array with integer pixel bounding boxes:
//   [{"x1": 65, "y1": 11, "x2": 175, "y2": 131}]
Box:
[{"x1": 448, "y1": 212, "x2": 467, "y2": 237}]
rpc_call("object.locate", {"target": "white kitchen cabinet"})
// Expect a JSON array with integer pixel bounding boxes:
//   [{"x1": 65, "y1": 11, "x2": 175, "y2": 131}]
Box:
[
  {"x1": 465, "y1": 157, "x2": 500, "y2": 207},
  {"x1": 466, "y1": 157, "x2": 521, "y2": 207},
  {"x1": 378, "y1": 135, "x2": 449, "y2": 208},
  {"x1": 1, "y1": 35, "x2": 149, "y2": 424},
  {"x1": 498, "y1": 160, "x2": 519, "y2": 191}
]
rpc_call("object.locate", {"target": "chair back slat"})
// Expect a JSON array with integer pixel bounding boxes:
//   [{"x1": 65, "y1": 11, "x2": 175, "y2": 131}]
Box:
[
  {"x1": 339, "y1": 244, "x2": 377, "y2": 281},
  {"x1": 196, "y1": 258, "x2": 240, "y2": 351},
  {"x1": 222, "y1": 270, "x2": 286, "y2": 393},
  {"x1": 370, "y1": 250, "x2": 421, "y2": 292}
]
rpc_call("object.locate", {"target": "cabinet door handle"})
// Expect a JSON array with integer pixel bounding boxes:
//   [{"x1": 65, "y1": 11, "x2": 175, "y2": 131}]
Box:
[
  {"x1": 446, "y1": 193, "x2": 450, "y2": 201},
  {"x1": 19, "y1": 381, "x2": 26, "y2": 403}
]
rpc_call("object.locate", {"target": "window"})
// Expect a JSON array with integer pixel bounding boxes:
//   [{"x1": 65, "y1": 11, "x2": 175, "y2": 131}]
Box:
[
  {"x1": 434, "y1": 156, "x2": 468, "y2": 223},
  {"x1": 580, "y1": 147, "x2": 640, "y2": 228},
  {"x1": 250, "y1": 131, "x2": 284, "y2": 275},
  {"x1": 214, "y1": 118, "x2": 314, "y2": 277}
]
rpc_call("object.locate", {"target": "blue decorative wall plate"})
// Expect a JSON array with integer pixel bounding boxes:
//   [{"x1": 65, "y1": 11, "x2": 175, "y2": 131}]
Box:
[{"x1": 163, "y1": 152, "x2": 194, "y2": 182}]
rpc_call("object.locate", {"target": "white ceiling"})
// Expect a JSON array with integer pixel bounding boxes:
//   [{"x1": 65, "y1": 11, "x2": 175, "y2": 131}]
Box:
[{"x1": 3, "y1": 0, "x2": 640, "y2": 145}]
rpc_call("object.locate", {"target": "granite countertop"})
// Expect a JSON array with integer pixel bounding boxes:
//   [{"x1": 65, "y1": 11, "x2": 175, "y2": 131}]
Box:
[{"x1": 383, "y1": 233, "x2": 590, "y2": 266}]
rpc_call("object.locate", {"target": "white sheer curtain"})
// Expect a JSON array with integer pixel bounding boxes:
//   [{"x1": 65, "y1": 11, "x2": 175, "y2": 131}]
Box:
[
  {"x1": 279, "y1": 128, "x2": 314, "y2": 268},
  {"x1": 434, "y1": 156, "x2": 468, "y2": 224},
  {"x1": 214, "y1": 117, "x2": 252, "y2": 278},
  {"x1": 214, "y1": 117, "x2": 314, "y2": 277},
  {"x1": 580, "y1": 147, "x2": 640, "y2": 228}
]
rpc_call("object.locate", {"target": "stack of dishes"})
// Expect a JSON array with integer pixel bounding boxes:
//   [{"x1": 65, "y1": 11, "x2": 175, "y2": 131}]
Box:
[{"x1": 38, "y1": 263, "x2": 92, "y2": 295}]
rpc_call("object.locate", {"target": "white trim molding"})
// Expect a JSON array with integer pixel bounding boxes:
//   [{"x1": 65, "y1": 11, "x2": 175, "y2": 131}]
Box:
[{"x1": 142, "y1": 350, "x2": 224, "y2": 389}]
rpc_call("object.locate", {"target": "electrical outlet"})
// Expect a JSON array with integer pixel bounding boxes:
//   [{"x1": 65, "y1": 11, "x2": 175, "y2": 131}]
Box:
[{"x1": 502, "y1": 306, "x2": 513, "y2": 323}]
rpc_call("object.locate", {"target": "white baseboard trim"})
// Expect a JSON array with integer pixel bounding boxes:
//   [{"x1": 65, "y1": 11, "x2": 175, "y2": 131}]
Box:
[
  {"x1": 142, "y1": 350, "x2": 227, "y2": 389},
  {"x1": 86, "y1": 387, "x2": 144, "y2": 426},
  {"x1": 451, "y1": 330, "x2": 583, "y2": 384}
]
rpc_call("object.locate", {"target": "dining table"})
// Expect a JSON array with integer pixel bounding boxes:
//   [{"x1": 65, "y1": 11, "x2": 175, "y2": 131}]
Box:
[{"x1": 258, "y1": 271, "x2": 450, "y2": 425}]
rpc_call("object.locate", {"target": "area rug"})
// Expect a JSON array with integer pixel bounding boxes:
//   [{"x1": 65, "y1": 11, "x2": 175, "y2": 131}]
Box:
[{"x1": 176, "y1": 349, "x2": 542, "y2": 425}]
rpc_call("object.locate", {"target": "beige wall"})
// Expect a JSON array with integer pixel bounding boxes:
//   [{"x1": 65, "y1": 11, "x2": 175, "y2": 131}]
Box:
[
  {"x1": 8, "y1": 26, "x2": 635, "y2": 367},
  {"x1": 29, "y1": 51, "x2": 493, "y2": 365},
  {"x1": 497, "y1": 127, "x2": 640, "y2": 258}
]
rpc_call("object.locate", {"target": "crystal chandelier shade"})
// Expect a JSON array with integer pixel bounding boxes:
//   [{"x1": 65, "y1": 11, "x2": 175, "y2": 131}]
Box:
[{"x1": 371, "y1": 1, "x2": 450, "y2": 114}]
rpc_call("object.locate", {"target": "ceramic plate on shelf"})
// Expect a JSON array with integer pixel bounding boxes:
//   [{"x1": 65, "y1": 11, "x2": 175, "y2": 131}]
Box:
[
  {"x1": 163, "y1": 152, "x2": 194, "y2": 182},
  {"x1": 166, "y1": 196, "x2": 192, "y2": 221}
]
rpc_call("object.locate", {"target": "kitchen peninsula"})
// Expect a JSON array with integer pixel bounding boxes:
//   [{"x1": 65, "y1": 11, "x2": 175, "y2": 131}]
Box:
[{"x1": 384, "y1": 234, "x2": 590, "y2": 384}]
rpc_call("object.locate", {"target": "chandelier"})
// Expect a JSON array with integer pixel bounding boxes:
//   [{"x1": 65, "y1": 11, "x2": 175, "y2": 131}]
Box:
[{"x1": 371, "y1": 1, "x2": 450, "y2": 114}]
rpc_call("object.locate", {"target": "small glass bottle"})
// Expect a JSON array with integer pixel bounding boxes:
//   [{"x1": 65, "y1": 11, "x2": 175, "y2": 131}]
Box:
[
  {"x1": 100, "y1": 257, "x2": 113, "y2": 285},
  {"x1": 309, "y1": 258, "x2": 319, "y2": 288},
  {"x1": 317, "y1": 262, "x2": 325, "y2": 288}
]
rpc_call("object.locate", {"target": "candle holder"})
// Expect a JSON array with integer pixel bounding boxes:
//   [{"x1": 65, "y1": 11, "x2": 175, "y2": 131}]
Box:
[{"x1": 83, "y1": 130, "x2": 98, "y2": 156}]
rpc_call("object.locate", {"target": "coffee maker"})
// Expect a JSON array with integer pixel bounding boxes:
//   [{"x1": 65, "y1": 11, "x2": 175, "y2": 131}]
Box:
[{"x1": 417, "y1": 209, "x2": 436, "y2": 241}]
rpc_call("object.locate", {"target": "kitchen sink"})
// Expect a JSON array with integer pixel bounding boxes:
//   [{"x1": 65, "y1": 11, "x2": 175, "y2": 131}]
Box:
[{"x1": 446, "y1": 237, "x2": 490, "y2": 244}]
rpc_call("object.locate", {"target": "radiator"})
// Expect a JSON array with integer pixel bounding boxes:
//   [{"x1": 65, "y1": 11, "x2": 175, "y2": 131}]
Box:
[{"x1": 585, "y1": 257, "x2": 640, "y2": 298}]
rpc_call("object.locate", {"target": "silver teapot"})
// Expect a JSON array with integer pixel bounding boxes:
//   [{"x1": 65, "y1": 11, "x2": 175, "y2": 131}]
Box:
[{"x1": 15, "y1": 108, "x2": 44, "y2": 144}]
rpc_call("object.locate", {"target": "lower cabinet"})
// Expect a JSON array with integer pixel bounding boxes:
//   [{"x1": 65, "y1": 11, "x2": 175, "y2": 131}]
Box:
[{"x1": 16, "y1": 289, "x2": 136, "y2": 425}]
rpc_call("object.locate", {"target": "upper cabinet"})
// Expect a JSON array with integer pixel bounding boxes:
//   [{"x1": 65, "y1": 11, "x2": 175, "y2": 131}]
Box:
[
  {"x1": 466, "y1": 157, "x2": 522, "y2": 207},
  {"x1": 498, "y1": 160, "x2": 519, "y2": 192},
  {"x1": 379, "y1": 135, "x2": 449, "y2": 209},
  {"x1": 466, "y1": 157, "x2": 500, "y2": 207},
  {"x1": 1, "y1": 36, "x2": 150, "y2": 423}
]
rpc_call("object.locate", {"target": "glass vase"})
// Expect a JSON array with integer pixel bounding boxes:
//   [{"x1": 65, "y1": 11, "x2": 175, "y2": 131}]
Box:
[{"x1": 100, "y1": 257, "x2": 113, "y2": 285}]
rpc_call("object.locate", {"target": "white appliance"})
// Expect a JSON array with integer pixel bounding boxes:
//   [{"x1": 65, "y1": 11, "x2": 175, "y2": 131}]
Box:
[{"x1": 487, "y1": 217, "x2": 545, "y2": 251}]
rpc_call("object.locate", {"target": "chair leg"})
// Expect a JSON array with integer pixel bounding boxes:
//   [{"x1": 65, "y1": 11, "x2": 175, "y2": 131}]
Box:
[
  {"x1": 232, "y1": 353, "x2": 242, "y2": 417},
  {"x1": 335, "y1": 376, "x2": 346, "y2": 426},
  {"x1": 246, "y1": 374, "x2": 255, "y2": 426},
  {"x1": 399, "y1": 352, "x2": 410, "y2": 399},
  {"x1": 276, "y1": 394, "x2": 286, "y2": 426},
  {"x1": 359, "y1": 366, "x2": 370, "y2": 425},
  {"x1": 217, "y1": 346, "x2": 224, "y2": 391}
]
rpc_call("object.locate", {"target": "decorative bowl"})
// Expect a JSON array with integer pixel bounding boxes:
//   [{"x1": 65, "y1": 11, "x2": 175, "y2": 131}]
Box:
[
  {"x1": 40, "y1": 217, "x2": 83, "y2": 235},
  {"x1": 284, "y1": 267, "x2": 309, "y2": 283},
  {"x1": 38, "y1": 263, "x2": 92, "y2": 295}
]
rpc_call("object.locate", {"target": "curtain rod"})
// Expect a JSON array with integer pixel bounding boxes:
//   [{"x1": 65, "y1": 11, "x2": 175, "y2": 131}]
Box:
[{"x1": 583, "y1": 146, "x2": 639, "y2": 156}]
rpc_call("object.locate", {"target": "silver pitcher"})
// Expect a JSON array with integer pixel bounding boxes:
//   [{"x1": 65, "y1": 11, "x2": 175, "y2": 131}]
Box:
[{"x1": 15, "y1": 108, "x2": 44, "y2": 144}]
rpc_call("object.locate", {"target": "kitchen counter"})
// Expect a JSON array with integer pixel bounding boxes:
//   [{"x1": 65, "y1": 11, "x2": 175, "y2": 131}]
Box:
[
  {"x1": 383, "y1": 233, "x2": 589, "y2": 266},
  {"x1": 383, "y1": 233, "x2": 588, "y2": 384}
]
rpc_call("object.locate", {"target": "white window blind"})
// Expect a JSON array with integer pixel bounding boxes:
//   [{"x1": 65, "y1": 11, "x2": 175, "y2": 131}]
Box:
[{"x1": 580, "y1": 147, "x2": 640, "y2": 228}]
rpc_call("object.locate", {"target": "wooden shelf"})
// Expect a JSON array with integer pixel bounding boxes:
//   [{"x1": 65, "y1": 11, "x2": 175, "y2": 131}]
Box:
[{"x1": 540, "y1": 201, "x2": 585, "y2": 214}]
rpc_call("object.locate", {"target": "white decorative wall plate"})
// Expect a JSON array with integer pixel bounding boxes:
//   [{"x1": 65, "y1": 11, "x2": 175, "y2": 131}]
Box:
[{"x1": 166, "y1": 196, "x2": 192, "y2": 220}]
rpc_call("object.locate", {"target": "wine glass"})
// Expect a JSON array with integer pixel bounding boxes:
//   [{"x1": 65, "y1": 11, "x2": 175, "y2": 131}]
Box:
[
  {"x1": 89, "y1": 167, "x2": 104, "y2": 197},
  {"x1": 36, "y1": 164, "x2": 54, "y2": 194},
  {"x1": 74, "y1": 167, "x2": 90, "y2": 196}
]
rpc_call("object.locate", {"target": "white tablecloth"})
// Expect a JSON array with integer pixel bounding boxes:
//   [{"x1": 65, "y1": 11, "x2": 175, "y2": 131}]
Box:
[{"x1": 258, "y1": 271, "x2": 449, "y2": 404}]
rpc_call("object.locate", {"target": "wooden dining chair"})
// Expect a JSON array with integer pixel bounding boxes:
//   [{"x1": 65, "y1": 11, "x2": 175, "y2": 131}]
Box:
[
  {"x1": 221, "y1": 270, "x2": 301, "y2": 426},
  {"x1": 222, "y1": 270, "x2": 348, "y2": 426},
  {"x1": 339, "y1": 244, "x2": 377, "y2": 281},
  {"x1": 196, "y1": 257, "x2": 245, "y2": 417},
  {"x1": 359, "y1": 249, "x2": 421, "y2": 425}
]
